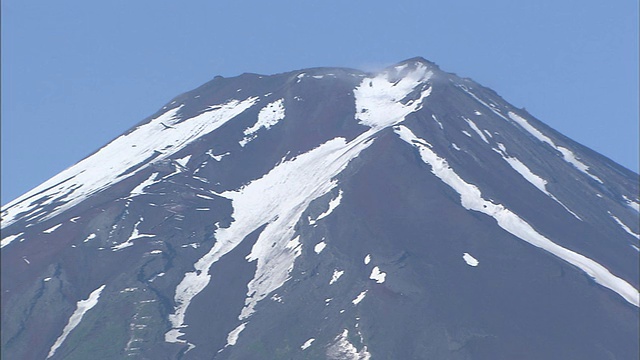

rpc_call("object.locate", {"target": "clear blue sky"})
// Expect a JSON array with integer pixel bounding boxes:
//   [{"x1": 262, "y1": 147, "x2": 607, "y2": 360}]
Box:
[{"x1": 2, "y1": 1, "x2": 638, "y2": 205}]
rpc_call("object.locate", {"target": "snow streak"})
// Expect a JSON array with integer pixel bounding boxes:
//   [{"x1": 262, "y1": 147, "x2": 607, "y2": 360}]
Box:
[
  {"x1": 2, "y1": 97, "x2": 258, "y2": 229},
  {"x1": 47, "y1": 285, "x2": 105, "y2": 359},
  {"x1": 395, "y1": 125, "x2": 639, "y2": 307}
]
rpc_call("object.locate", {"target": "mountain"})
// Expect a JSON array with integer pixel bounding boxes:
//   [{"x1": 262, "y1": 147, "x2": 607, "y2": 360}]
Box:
[{"x1": 1, "y1": 57, "x2": 638, "y2": 359}]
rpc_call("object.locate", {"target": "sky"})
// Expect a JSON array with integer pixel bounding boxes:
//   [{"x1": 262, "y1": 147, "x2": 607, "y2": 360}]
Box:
[{"x1": 1, "y1": 1, "x2": 638, "y2": 205}]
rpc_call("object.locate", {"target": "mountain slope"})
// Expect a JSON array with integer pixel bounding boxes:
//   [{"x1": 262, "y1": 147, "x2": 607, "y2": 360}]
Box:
[{"x1": 2, "y1": 58, "x2": 638, "y2": 359}]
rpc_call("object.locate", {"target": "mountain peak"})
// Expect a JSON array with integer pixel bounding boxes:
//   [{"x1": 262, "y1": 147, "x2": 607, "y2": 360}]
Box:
[{"x1": 395, "y1": 56, "x2": 440, "y2": 69}]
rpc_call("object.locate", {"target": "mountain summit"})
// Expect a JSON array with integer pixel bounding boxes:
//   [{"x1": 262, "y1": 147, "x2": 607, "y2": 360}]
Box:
[{"x1": 2, "y1": 58, "x2": 638, "y2": 359}]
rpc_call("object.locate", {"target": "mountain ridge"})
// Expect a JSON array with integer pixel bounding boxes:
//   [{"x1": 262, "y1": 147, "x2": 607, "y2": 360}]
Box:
[{"x1": 1, "y1": 57, "x2": 638, "y2": 359}]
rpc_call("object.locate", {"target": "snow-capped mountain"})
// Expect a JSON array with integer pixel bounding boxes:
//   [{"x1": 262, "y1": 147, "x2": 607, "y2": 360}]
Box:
[{"x1": 2, "y1": 57, "x2": 638, "y2": 359}]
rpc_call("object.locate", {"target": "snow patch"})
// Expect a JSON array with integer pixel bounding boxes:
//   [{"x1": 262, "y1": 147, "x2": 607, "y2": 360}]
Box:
[
  {"x1": 330, "y1": 269, "x2": 344, "y2": 285},
  {"x1": 240, "y1": 99, "x2": 285, "y2": 146},
  {"x1": 301, "y1": 338, "x2": 315, "y2": 350},
  {"x1": 463, "y1": 253, "x2": 479, "y2": 267},
  {"x1": 207, "y1": 150, "x2": 230, "y2": 162},
  {"x1": 47, "y1": 285, "x2": 105, "y2": 359},
  {"x1": 112, "y1": 220, "x2": 155, "y2": 251},
  {"x1": 43, "y1": 223, "x2": 63, "y2": 234},
  {"x1": 129, "y1": 172, "x2": 159, "y2": 197},
  {"x1": 83, "y1": 233, "x2": 96, "y2": 243},
  {"x1": 225, "y1": 322, "x2": 247, "y2": 347},
  {"x1": 352, "y1": 290, "x2": 368, "y2": 305},
  {"x1": 1, "y1": 232, "x2": 23, "y2": 248},
  {"x1": 355, "y1": 63, "x2": 433, "y2": 129},
  {"x1": 314, "y1": 241, "x2": 327, "y2": 254},
  {"x1": 623, "y1": 195, "x2": 640, "y2": 213},
  {"x1": 364, "y1": 254, "x2": 371, "y2": 265},
  {"x1": 167, "y1": 131, "x2": 378, "y2": 344},
  {"x1": 327, "y1": 329, "x2": 371, "y2": 360},
  {"x1": 369, "y1": 266, "x2": 386, "y2": 283},
  {"x1": 309, "y1": 190, "x2": 343, "y2": 225},
  {"x1": 463, "y1": 117, "x2": 488, "y2": 143},
  {"x1": 432, "y1": 114, "x2": 444, "y2": 129},
  {"x1": 174, "y1": 155, "x2": 191, "y2": 168},
  {"x1": 609, "y1": 213, "x2": 640, "y2": 239}
]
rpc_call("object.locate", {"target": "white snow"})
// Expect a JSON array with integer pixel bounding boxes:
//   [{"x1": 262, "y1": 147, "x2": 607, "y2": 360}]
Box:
[
  {"x1": 504, "y1": 156, "x2": 547, "y2": 192},
  {"x1": 166, "y1": 64, "x2": 439, "y2": 344},
  {"x1": 69, "y1": 216, "x2": 81, "y2": 223},
  {"x1": 196, "y1": 193, "x2": 216, "y2": 200},
  {"x1": 623, "y1": 195, "x2": 640, "y2": 213},
  {"x1": 301, "y1": 338, "x2": 315, "y2": 350},
  {"x1": 330, "y1": 269, "x2": 344, "y2": 285},
  {"x1": 452, "y1": 143, "x2": 461, "y2": 151},
  {"x1": 23, "y1": 257, "x2": 30, "y2": 264},
  {"x1": 44, "y1": 277, "x2": 52, "y2": 282},
  {"x1": 225, "y1": 322, "x2": 247, "y2": 347},
  {"x1": 314, "y1": 241, "x2": 327, "y2": 254},
  {"x1": 355, "y1": 62, "x2": 433, "y2": 129},
  {"x1": 1, "y1": 232, "x2": 23, "y2": 248},
  {"x1": 369, "y1": 266, "x2": 386, "y2": 283},
  {"x1": 129, "y1": 172, "x2": 159, "y2": 197},
  {"x1": 112, "y1": 220, "x2": 155, "y2": 251},
  {"x1": 352, "y1": 290, "x2": 368, "y2": 305},
  {"x1": 493, "y1": 145, "x2": 581, "y2": 220},
  {"x1": 206, "y1": 150, "x2": 230, "y2": 161},
  {"x1": 474, "y1": 110, "x2": 482, "y2": 115},
  {"x1": 395, "y1": 124, "x2": 639, "y2": 307},
  {"x1": 240, "y1": 99, "x2": 285, "y2": 147},
  {"x1": 463, "y1": 117, "x2": 489, "y2": 143},
  {"x1": 463, "y1": 253, "x2": 479, "y2": 267},
  {"x1": 431, "y1": 114, "x2": 444, "y2": 129},
  {"x1": 167, "y1": 131, "x2": 377, "y2": 344},
  {"x1": 507, "y1": 112, "x2": 603, "y2": 183},
  {"x1": 43, "y1": 223, "x2": 63, "y2": 234},
  {"x1": 609, "y1": 213, "x2": 640, "y2": 239},
  {"x1": 327, "y1": 329, "x2": 371, "y2": 360},
  {"x1": 174, "y1": 155, "x2": 191, "y2": 169},
  {"x1": 47, "y1": 285, "x2": 105, "y2": 359},
  {"x1": 2, "y1": 97, "x2": 258, "y2": 229},
  {"x1": 462, "y1": 130, "x2": 472, "y2": 137},
  {"x1": 309, "y1": 190, "x2": 343, "y2": 225},
  {"x1": 83, "y1": 233, "x2": 96, "y2": 243},
  {"x1": 364, "y1": 254, "x2": 371, "y2": 265}
]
